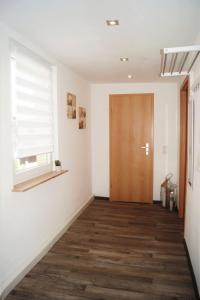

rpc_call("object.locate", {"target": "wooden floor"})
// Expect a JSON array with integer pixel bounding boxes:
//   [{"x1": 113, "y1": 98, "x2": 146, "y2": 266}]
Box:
[{"x1": 6, "y1": 199, "x2": 195, "y2": 300}]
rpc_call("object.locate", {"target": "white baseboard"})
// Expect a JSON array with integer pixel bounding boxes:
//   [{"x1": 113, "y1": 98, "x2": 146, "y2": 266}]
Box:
[{"x1": 0, "y1": 195, "x2": 94, "y2": 300}]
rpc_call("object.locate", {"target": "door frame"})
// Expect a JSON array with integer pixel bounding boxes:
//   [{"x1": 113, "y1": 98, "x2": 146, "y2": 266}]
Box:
[
  {"x1": 179, "y1": 77, "x2": 189, "y2": 218},
  {"x1": 109, "y1": 93, "x2": 154, "y2": 203}
]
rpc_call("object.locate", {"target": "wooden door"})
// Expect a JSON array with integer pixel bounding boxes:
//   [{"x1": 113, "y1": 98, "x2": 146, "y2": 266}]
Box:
[
  {"x1": 110, "y1": 93, "x2": 154, "y2": 203},
  {"x1": 179, "y1": 78, "x2": 188, "y2": 218}
]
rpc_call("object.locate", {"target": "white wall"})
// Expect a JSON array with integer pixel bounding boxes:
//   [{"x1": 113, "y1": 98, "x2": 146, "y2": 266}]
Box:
[
  {"x1": 0, "y1": 23, "x2": 92, "y2": 297},
  {"x1": 91, "y1": 83, "x2": 179, "y2": 200},
  {"x1": 184, "y1": 32, "x2": 200, "y2": 293}
]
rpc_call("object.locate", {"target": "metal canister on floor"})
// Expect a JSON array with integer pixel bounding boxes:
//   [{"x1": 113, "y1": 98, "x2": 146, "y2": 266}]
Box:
[{"x1": 160, "y1": 173, "x2": 177, "y2": 211}]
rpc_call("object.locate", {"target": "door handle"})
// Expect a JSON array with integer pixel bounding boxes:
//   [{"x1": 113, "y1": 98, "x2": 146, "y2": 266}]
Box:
[{"x1": 140, "y1": 143, "x2": 150, "y2": 156}]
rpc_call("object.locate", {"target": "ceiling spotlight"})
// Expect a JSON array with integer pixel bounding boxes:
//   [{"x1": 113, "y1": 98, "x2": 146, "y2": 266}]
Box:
[
  {"x1": 106, "y1": 20, "x2": 119, "y2": 26},
  {"x1": 128, "y1": 75, "x2": 133, "y2": 79},
  {"x1": 120, "y1": 57, "x2": 129, "y2": 62}
]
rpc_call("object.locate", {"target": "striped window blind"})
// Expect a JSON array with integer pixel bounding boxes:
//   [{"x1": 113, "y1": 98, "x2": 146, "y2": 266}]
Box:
[{"x1": 11, "y1": 41, "x2": 54, "y2": 159}]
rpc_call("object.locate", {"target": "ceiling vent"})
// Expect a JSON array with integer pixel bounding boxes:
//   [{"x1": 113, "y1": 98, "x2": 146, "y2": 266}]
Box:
[{"x1": 160, "y1": 45, "x2": 200, "y2": 77}]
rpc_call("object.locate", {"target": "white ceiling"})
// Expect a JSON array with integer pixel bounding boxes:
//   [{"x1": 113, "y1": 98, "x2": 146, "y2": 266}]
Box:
[{"x1": 0, "y1": 0, "x2": 200, "y2": 83}]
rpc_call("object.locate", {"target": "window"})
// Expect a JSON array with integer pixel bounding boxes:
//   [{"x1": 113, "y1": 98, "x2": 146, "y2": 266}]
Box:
[
  {"x1": 11, "y1": 41, "x2": 55, "y2": 183},
  {"x1": 15, "y1": 153, "x2": 51, "y2": 173}
]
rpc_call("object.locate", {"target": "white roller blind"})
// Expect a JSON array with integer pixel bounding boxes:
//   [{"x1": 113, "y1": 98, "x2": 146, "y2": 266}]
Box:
[{"x1": 11, "y1": 41, "x2": 54, "y2": 159}]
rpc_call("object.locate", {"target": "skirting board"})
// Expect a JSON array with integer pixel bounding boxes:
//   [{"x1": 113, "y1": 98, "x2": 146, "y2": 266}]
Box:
[
  {"x1": 94, "y1": 196, "x2": 109, "y2": 200},
  {"x1": 0, "y1": 195, "x2": 94, "y2": 300},
  {"x1": 183, "y1": 239, "x2": 200, "y2": 299},
  {"x1": 95, "y1": 197, "x2": 162, "y2": 204}
]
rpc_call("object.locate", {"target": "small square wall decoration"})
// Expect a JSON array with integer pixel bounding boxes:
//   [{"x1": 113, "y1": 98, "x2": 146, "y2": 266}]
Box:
[
  {"x1": 67, "y1": 93, "x2": 76, "y2": 119},
  {"x1": 78, "y1": 107, "x2": 86, "y2": 129}
]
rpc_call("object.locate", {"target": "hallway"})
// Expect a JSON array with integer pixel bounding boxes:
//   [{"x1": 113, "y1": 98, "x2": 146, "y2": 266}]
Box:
[{"x1": 6, "y1": 199, "x2": 195, "y2": 300}]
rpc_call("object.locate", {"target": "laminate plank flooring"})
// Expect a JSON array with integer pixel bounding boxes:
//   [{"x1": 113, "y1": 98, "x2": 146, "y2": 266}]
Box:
[{"x1": 6, "y1": 200, "x2": 195, "y2": 300}]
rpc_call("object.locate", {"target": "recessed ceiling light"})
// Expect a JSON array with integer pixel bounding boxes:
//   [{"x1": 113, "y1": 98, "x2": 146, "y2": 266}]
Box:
[
  {"x1": 128, "y1": 75, "x2": 133, "y2": 79},
  {"x1": 106, "y1": 20, "x2": 119, "y2": 26},
  {"x1": 120, "y1": 57, "x2": 129, "y2": 62}
]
